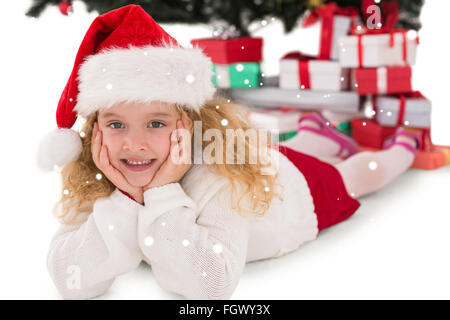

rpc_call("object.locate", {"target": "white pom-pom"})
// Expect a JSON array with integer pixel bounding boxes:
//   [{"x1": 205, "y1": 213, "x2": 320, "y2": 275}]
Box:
[{"x1": 37, "y1": 128, "x2": 83, "y2": 172}]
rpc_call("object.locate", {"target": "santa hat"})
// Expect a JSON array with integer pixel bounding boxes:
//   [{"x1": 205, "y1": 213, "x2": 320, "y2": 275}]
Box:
[{"x1": 37, "y1": 4, "x2": 215, "y2": 172}]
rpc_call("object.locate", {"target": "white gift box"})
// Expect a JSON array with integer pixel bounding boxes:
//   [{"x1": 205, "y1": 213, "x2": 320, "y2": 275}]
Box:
[
  {"x1": 280, "y1": 58, "x2": 349, "y2": 92},
  {"x1": 375, "y1": 95, "x2": 431, "y2": 128},
  {"x1": 247, "y1": 108, "x2": 302, "y2": 134},
  {"x1": 298, "y1": 15, "x2": 352, "y2": 61},
  {"x1": 228, "y1": 77, "x2": 360, "y2": 113},
  {"x1": 338, "y1": 31, "x2": 419, "y2": 68}
]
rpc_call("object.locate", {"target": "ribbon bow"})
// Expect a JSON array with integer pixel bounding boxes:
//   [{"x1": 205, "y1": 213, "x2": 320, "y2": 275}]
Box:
[
  {"x1": 302, "y1": 2, "x2": 358, "y2": 27},
  {"x1": 282, "y1": 51, "x2": 315, "y2": 61}
]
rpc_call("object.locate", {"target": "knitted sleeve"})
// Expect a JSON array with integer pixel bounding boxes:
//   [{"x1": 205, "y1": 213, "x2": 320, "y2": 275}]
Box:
[
  {"x1": 47, "y1": 190, "x2": 143, "y2": 299},
  {"x1": 137, "y1": 183, "x2": 249, "y2": 300}
]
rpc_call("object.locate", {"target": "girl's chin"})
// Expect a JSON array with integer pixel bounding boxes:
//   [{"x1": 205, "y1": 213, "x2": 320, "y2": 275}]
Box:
[
  {"x1": 117, "y1": 162, "x2": 156, "y2": 187},
  {"x1": 128, "y1": 178, "x2": 153, "y2": 188},
  {"x1": 123, "y1": 173, "x2": 154, "y2": 188}
]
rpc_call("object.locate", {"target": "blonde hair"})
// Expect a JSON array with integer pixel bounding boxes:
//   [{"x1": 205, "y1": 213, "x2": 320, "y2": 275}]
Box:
[{"x1": 54, "y1": 96, "x2": 283, "y2": 225}]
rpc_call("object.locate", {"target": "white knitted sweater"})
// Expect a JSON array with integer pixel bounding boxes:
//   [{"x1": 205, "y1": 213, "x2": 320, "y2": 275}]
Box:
[{"x1": 47, "y1": 149, "x2": 319, "y2": 300}]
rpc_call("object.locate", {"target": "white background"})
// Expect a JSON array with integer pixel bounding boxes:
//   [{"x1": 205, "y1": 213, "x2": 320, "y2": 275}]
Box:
[{"x1": 0, "y1": 0, "x2": 449, "y2": 299}]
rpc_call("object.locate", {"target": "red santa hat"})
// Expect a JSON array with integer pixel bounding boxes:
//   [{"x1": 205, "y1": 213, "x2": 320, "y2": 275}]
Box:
[{"x1": 37, "y1": 4, "x2": 215, "y2": 172}]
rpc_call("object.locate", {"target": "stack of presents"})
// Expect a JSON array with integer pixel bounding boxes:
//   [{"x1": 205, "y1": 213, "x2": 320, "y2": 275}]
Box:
[{"x1": 191, "y1": 2, "x2": 450, "y2": 170}]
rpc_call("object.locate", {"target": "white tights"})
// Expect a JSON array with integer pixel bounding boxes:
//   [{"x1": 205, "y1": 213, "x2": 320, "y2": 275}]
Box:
[{"x1": 280, "y1": 130, "x2": 416, "y2": 199}]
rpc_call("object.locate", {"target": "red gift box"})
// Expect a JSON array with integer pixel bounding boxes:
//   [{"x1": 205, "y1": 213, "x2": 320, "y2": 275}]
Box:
[
  {"x1": 352, "y1": 66, "x2": 412, "y2": 95},
  {"x1": 351, "y1": 118, "x2": 397, "y2": 149},
  {"x1": 413, "y1": 146, "x2": 450, "y2": 170},
  {"x1": 352, "y1": 118, "x2": 431, "y2": 150},
  {"x1": 359, "y1": 145, "x2": 450, "y2": 170},
  {"x1": 190, "y1": 37, "x2": 263, "y2": 64}
]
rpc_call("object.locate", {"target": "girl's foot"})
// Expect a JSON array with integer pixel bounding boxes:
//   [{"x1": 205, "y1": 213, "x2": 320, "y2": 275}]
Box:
[
  {"x1": 383, "y1": 127, "x2": 422, "y2": 155},
  {"x1": 296, "y1": 113, "x2": 360, "y2": 159}
]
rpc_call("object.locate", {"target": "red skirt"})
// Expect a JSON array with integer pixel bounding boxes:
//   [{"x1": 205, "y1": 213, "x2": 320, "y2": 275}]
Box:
[{"x1": 277, "y1": 145, "x2": 361, "y2": 232}]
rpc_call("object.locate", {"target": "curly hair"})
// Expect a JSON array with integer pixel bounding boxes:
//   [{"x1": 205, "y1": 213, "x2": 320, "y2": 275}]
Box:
[{"x1": 53, "y1": 96, "x2": 283, "y2": 225}]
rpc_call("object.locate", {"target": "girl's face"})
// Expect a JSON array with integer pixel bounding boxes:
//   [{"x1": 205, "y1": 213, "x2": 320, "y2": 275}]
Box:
[{"x1": 97, "y1": 100, "x2": 180, "y2": 187}]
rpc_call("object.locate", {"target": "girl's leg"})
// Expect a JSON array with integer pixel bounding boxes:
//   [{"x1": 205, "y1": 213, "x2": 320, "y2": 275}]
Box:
[
  {"x1": 279, "y1": 113, "x2": 360, "y2": 165},
  {"x1": 280, "y1": 119, "x2": 341, "y2": 158},
  {"x1": 280, "y1": 112, "x2": 418, "y2": 198},
  {"x1": 334, "y1": 141, "x2": 416, "y2": 199}
]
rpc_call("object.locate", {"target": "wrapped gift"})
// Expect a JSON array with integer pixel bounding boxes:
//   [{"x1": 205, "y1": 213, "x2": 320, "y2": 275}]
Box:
[
  {"x1": 351, "y1": 66, "x2": 412, "y2": 95},
  {"x1": 351, "y1": 118, "x2": 397, "y2": 149},
  {"x1": 245, "y1": 107, "x2": 302, "y2": 141},
  {"x1": 279, "y1": 132, "x2": 296, "y2": 141},
  {"x1": 412, "y1": 146, "x2": 450, "y2": 170},
  {"x1": 352, "y1": 118, "x2": 431, "y2": 150},
  {"x1": 322, "y1": 109, "x2": 362, "y2": 123},
  {"x1": 212, "y1": 62, "x2": 261, "y2": 89},
  {"x1": 360, "y1": 145, "x2": 450, "y2": 170},
  {"x1": 229, "y1": 77, "x2": 360, "y2": 113},
  {"x1": 334, "y1": 121, "x2": 352, "y2": 136},
  {"x1": 279, "y1": 51, "x2": 349, "y2": 92},
  {"x1": 298, "y1": 2, "x2": 358, "y2": 60},
  {"x1": 338, "y1": 28, "x2": 419, "y2": 68},
  {"x1": 374, "y1": 92, "x2": 431, "y2": 128},
  {"x1": 190, "y1": 37, "x2": 263, "y2": 64},
  {"x1": 247, "y1": 107, "x2": 301, "y2": 132}
]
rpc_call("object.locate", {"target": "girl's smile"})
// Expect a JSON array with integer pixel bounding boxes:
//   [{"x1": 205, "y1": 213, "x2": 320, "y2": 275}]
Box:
[{"x1": 120, "y1": 158, "x2": 156, "y2": 172}]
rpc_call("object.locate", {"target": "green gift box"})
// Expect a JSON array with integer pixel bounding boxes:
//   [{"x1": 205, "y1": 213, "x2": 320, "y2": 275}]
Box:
[
  {"x1": 212, "y1": 62, "x2": 262, "y2": 89},
  {"x1": 279, "y1": 131, "x2": 298, "y2": 142},
  {"x1": 335, "y1": 121, "x2": 352, "y2": 136},
  {"x1": 278, "y1": 121, "x2": 352, "y2": 142},
  {"x1": 281, "y1": 122, "x2": 351, "y2": 143}
]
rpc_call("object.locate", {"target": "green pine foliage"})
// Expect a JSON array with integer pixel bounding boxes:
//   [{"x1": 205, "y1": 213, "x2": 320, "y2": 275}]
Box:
[{"x1": 26, "y1": 0, "x2": 424, "y2": 36}]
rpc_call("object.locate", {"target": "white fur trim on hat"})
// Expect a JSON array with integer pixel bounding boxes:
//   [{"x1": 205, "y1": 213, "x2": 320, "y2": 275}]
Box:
[
  {"x1": 74, "y1": 44, "x2": 216, "y2": 117},
  {"x1": 37, "y1": 128, "x2": 83, "y2": 172}
]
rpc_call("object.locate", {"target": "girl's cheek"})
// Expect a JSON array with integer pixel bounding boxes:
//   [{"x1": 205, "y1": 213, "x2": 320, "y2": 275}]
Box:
[
  {"x1": 151, "y1": 134, "x2": 172, "y2": 158},
  {"x1": 102, "y1": 132, "x2": 120, "y2": 153},
  {"x1": 101, "y1": 132, "x2": 111, "y2": 146}
]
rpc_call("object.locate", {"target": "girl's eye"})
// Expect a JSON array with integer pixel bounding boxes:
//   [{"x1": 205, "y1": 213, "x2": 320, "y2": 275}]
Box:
[
  {"x1": 108, "y1": 122, "x2": 124, "y2": 129},
  {"x1": 148, "y1": 121, "x2": 165, "y2": 128},
  {"x1": 107, "y1": 122, "x2": 164, "y2": 129}
]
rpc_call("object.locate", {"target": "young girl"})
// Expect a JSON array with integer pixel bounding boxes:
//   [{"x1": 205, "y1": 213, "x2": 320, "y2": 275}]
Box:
[{"x1": 38, "y1": 5, "x2": 422, "y2": 300}]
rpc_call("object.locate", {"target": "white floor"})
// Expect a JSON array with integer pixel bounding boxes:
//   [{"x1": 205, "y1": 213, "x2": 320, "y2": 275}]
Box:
[
  {"x1": 1, "y1": 1, "x2": 449, "y2": 300},
  {"x1": 4, "y1": 164, "x2": 449, "y2": 300}
]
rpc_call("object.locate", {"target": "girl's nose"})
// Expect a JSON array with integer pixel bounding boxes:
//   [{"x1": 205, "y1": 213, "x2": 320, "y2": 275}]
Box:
[{"x1": 123, "y1": 130, "x2": 149, "y2": 152}]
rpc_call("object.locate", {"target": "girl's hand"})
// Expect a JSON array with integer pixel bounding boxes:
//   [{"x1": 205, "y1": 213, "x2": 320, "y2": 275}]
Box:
[
  {"x1": 143, "y1": 115, "x2": 192, "y2": 192},
  {"x1": 91, "y1": 122, "x2": 144, "y2": 204}
]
